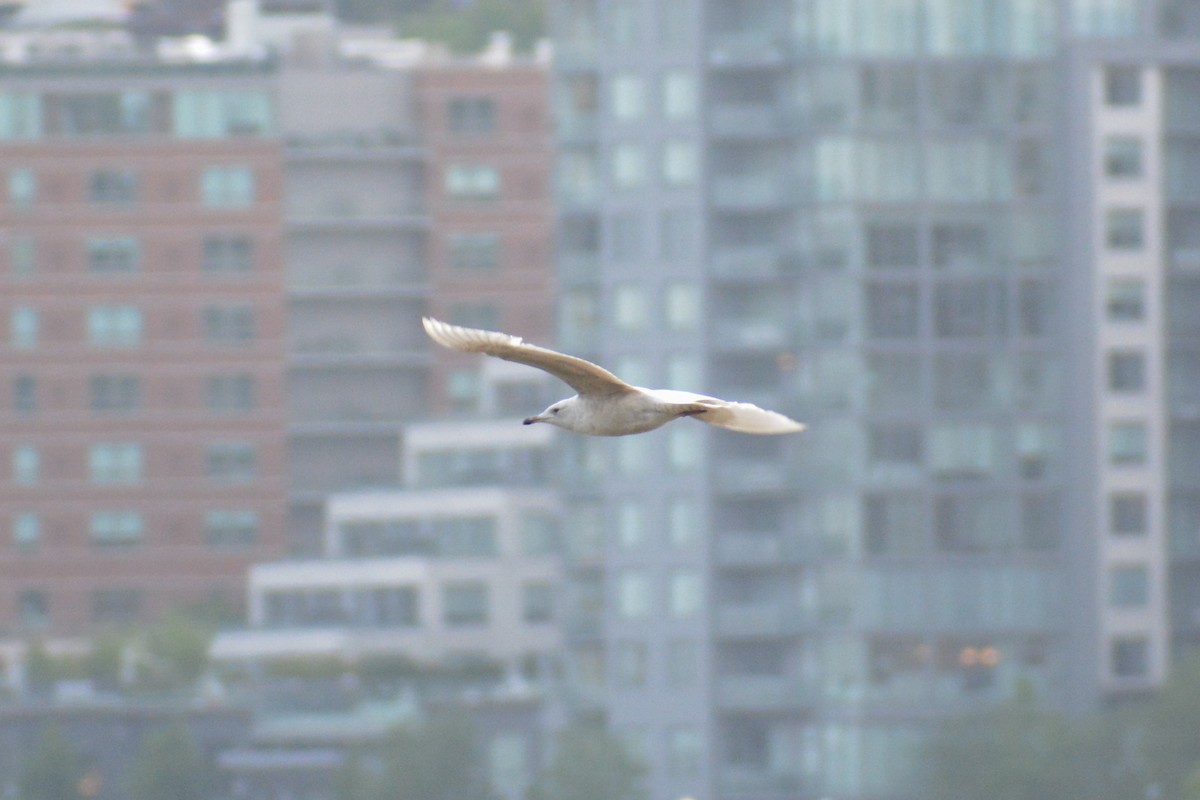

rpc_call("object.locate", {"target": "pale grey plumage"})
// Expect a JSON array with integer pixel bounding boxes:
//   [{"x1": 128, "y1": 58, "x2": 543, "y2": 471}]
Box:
[{"x1": 422, "y1": 317, "x2": 806, "y2": 436}]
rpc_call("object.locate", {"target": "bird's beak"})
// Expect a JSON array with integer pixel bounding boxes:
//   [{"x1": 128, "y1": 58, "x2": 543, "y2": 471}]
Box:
[{"x1": 523, "y1": 415, "x2": 545, "y2": 426}]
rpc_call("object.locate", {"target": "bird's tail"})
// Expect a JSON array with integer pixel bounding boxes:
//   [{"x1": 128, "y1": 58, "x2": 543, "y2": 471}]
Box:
[{"x1": 673, "y1": 400, "x2": 807, "y2": 435}]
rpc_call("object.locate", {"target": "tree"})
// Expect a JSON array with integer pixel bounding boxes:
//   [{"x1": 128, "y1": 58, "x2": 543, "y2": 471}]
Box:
[
  {"x1": 925, "y1": 692, "x2": 1141, "y2": 800},
  {"x1": 85, "y1": 633, "x2": 124, "y2": 692},
  {"x1": 379, "y1": 715, "x2": 489, "y2": 800},
  {"x1": 126, "y1": 721, "x2": 211, "y2": 800},
  {"x1": 23, "y1": 639, "x2": 57, "y2": 696},
  {"x1": 19, "y1": 724, "x2": 83, "y2": 800},
  {"x1": 133, "y1": 611, "x2": 214, "y2": 692},
  {"x1": 528, "y1": 722, "x2": 647, "y2": 800},
  {"x1": 397, "y1": 0, "x2": 546, "y2": 54}
]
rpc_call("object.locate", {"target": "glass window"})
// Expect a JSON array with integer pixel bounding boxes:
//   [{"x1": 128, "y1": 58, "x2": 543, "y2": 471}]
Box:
[
  {"x1": 1109, "y1": 421, "x2": 1148, "y2": 465},
  {"x1": 7, "y1": 168, "x2": 34, "y2": 210},
  {"x1": 615, "y1": 640, "x2": 647, "y2": 686},
  {"x1": 90, "y1": 511, "x2": 143, "y2": 547},
  {"x1": 609, "y1": 212, "x2": 643, "y2": 262},
  {"x1": 617, "y1": 500, "x2": 644, "y2": 549},
  {"x1": 669, "y1": 570, "x2": 702, "y2": 618},
  {"x1": 668, "y1": 427, "x2": 701, "y2": 472},
  {"x1": 1106, "y1": 208, "x2": 1145, "y2": 250},
  {"x1": 667, "y1": 354, "x2": 701, "y2": 390},
  {"x1": 12, "y1": 445, "x2": 38, "y2": 485},
  {"x1": 612, "y1": 143, "x2": 646, "y2": 189},
  {"x1": 88, "y1": 305, "x2": 142, "y2": 348},
  {"x1": 617, "y1": 570, "x2": 651, "y2": 619},
  {"x1": 201, "y1": 166, "x2": 255, "y2": 207},
  {"x1": 10, "y1": 235, "x2": 36, "y2": 279},
  {"x1": 1109, "y1": 564, "x2": 1149, "y2": 607},
  {"x1": 866, "y1": 283, "x2": 919, "y2": 338},
  {"x1": 206, "y1": 374, "x2": 255, "y2": 413},
  {"x1": 87, "y1": 237, "x2": 140, "y2": 273},
  {"x1": 60, "y1": 91, "x2": 149, "y2": 136},
  {"x1": 88, "y1": 442, "x2": 142, "y2": 484},
  {"x1": 866, "y1": 223, "x2": 918, "y2": 269},
  {"x1": 1110, "y1": 492, "x2": 1147, "y2": 536},
  {"x1": 92, "y1": 588, "x2": 141, "y2": 626},
  {"x1": 663, "y1": 70, "x2": 697, "y2": 120},
  {"x1": 663, "y1": 140, "x2": 698, "y2": 187},
  {"x1": 1111, "y1": 636, "x2": 1148, "y2": 678},
  {"x1": 205, "y1": 510, "x2": 260, "y2": 548},
  {"x1": 1105, "y1": 66, "x2": 1142, "y2": 106},
  {"x1": 13, "y1": 375, "x2": 36, "y2": 414},
  {"x1": 1107, "y1": 278, "x2": 1145, "y2": 321},
  {"x1": 611, "y1": 73, "x2": 645, "y2": 121},
  {"x1": 520, "y1": 513, "x2": 559, "y2": 555},
  {"x1": 88, "y1": 169, "x2": 138, "y2": 205},
  {"x1": 666, "y1": 638, "x2": 698, "y2": 685},
  {"x1": 203, "y1": 305, "x2": 256, "y2": 344},
  {"x1": 443, "y1": 581, "x2": 489, "y2": 625},
  {"x1": 868, "y1": 424, "x2": 922, "y2": 467},
  {"x1": 614, "y1": 284, "x2": 649, "y2": 330},
  {"x1": 436, "y1": 516, "x2": 498, "y2": 558},
  {"x1": 926, "y1": 139, "x2": 999, "y2": 201},
  {"x1": 445, "y1": 164, "x2": 500, "y2": 201},
  {"x1": 667, "y1": 725, "x2": 702, "y2": 777},
  {"x1": 19, "y1": 589, "x2": 48, "y2": 629},
  {"x1": 935, "y1": 280, "x2": 1008, "y2": 337},
  {"x1": 668, "y1": 498, "x2": 697, "y2": 549},
  {"x1": 616, "y1": 435, "x2": 649, "y2": 475},
  {"x1": 660, "y1": 207, "x2": 695, "y2": 260},
  {"x1": 1078, "y1": 1, "x2": 1140, "y2": 38},
  {"x1": 522, "y1": 582, "x2": 554, "y2": 623},
  {"x1": 665, "y1": 282, "x2": 700, "y2": 330},
  {"x1": 1105, "y1": 137, "x2": 1143, "y2": 178},
  {"x1": 1108, "y1": 350, "x2": 1146, "y2": 393},
  {"x1": 174, "y1": 90, "x2": 273, "y2": 137},
  {"x1": 859, "y1": 140, "x2": 919, "y2": 201},
  {"x1": 13, "y1": 512, "x2": 39, "y2": 551},
  {"x1": 929, "y1": 424, "x2": 996, "y2": 479},
  {"x1": 0, "y1": 93, "x2": 42, "y2": 140},
  {"x1": 447, "y1": 233, "x2": 499, "y2": 271},
  {"x1": 447, "y1": 97, "x2": 496, "y2": 134},
  {"x1": 609, "y1": 0, "x2": 642, "y2": 47},
  {"x1": 10, "y1": 306, "x2": 37, "y2": 349},
  {"x1": 203, "y1": 236, "x2": 254, "y2": 272},
  {"x1": 205, "y1": 441, "x2": 257, "y2": 482}
]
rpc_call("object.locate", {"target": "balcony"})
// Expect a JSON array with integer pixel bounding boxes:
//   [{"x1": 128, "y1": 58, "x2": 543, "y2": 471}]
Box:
[
  {"x1": 708, "y1": 31, "x2": 790, "y2": 68},
  {"x1": 714, "y1": 534, "x2": 827, "y2": 568},
  {"x1": 710, "y1": 245, "x2": 782, "y2": 281},
  {"x1": 715, "y1": 602, "x2": 815, "y2": 638},
  {"x1": 716, "y1": 675, "x2": 815, "y2": 712},
  {"x1": 709, "y1": 104, "x2": 800, "y2": 140}
]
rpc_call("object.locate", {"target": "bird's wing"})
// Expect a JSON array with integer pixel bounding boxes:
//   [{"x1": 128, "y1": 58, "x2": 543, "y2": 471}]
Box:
[
  {"x1": 648, "y1": 389, "x2": 807, "y2": 435},
  {"x1": 423, "y1": 317, "x2": 636, "y2": 397}
]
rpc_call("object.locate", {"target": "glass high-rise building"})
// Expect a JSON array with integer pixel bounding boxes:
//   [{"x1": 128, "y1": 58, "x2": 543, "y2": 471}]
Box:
[{"x1": 550, "y1": 2, "x2": 1200, "y2": 798}]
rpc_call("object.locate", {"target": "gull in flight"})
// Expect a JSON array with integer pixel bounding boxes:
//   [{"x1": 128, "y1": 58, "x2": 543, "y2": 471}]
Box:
[{"x1": 423, "y1": 317, "x2": 806, "y2": 436}]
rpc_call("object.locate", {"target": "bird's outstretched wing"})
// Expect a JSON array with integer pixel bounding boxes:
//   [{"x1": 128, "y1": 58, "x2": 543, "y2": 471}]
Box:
[
  {"x1": 423, "y1": 317, "x2": 637, "y2": 397},
  {"x1": 648, "y1": 389, "x2": 807, "y2": 435}
]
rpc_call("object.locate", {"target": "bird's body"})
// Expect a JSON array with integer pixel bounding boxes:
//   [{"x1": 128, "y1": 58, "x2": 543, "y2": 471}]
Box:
[{"x1": 422, "y1": 317, "x2": 806, "y2": 437}]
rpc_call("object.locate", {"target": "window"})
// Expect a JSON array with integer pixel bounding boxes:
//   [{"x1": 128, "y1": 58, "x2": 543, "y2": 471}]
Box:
[
  {"x1": 445, "y1": 165, "x2": 500, "y2": 201},
  {"x1": 932, "y1": 222, "x2": 987, "y2": 270},
  {"x1": 200, "y1": 166, "x2": 255, "y2": 207},
  {"x1": 449, "y1": 303, "x2": 500, "y2": 331},
  {"x1": 10, "y1": 306, "x2": 37, "y2": 349},
  {"x1": 668, "y1": 427, "x2": 701, "y2": 471},
  {"x1": 443, "y1": 581, "x2": 488, "y2": 626},
  {"x1": 668, "y1": 498, "x2": 697, "y2": 549},
  {"x1": 615, "y1": 640, "x2": 648, "y2": 686},
  {"x1": 13, "y1": 512, "x2": 39, "y2": 551},
  {"x1": 663, "y1": 140, "x2": 698, "y2": 187},
  {"x1": 663, "y1": 70, "x2": 697, "y2": 120},
  {"x1": 12, "y1": 445, "x2": 38, "y2": 485},
  {"x1": 13, "y1": 375, "x2": 36, "y2": 413},
  {"x1": 522, "y1": 582, "x2": 554, "y2": 624},
  {"x1": 611, "y1": 73, "x2": 645, "y2": 121},
  {"x1": 1106, "y1": 208, "x2": 1145, "y2": 250},
  {"x1": 1109, "y1": 421, "x2": 1148, "y2": 465},
  {"x1": 8, "y1": 168, "x2": 35, "y2": 208},
  {"x1": 617, "y1": 500, "x2": 644, "y2": 549},
  {"x1": 87, "y1": 237, "x2": 140, "y2": 273},
  {"x1": 447, "y1": 233, "x2": 500, "y2": 270},
  {"x1": 1110, "y1": 492, "x2": 1147, "y2": 536},
  {"x1": 205, "y1": 510, "x2": 259, "y2": 548},
  {"x1": 611, "y1": 143, "x2": 646, "y2": 189},
  {"x1": 665, "y1": 283, "x2": 700, "y2": 331},
  {"x1": 90, "y1": 511, "x2": 143, "y2": 547},
  {"x1": 667, "y1": 725, "x2": 702, "y2": 777},
  {"x1": 206, "y1": 374, "x2": 255, "y2": 412},
  {"x1": 1110, "y1": 564, "x2": 1149, "y2": 607},
  {"x1": 436, "y1": 517, "x2": 498, "y2": 557},
  {"x1": 866, "y1": 283, "x2": 919, "y2": 338},
  {"x1": 203, "y1": 305, "x2": 256, "y2": 344},
  {"x1": 609, "y1": 212, "x2": 642, "y2": 262},
  {"x1": 19, "y1": 589, "x2": 48, "y2": 629},
  {"x1": 205, "y1": 442, "x2": 256, "y2": 482},
  {"x1": 202, "y1": 236, "x2": 254, "y2": 272},
  {"x1": 1108, "y1": 350, "x2": 1146, "y2": 392},
  {"x1": 519, "y1": 513, "x2": 559, "y2": 555},
  {"x1": 1111, "y1": 636, "x2": 1148, "y2": 678},
  {"x1": 867, "y1": 223, "x2": 918, "y2": 268},
  {"x1": 88, "y1": 169, "x2": 138, "y2": 205},
  {"x1": 92, "y1": 588, "x2": 142, "y2": 625},
  {"x1": 174, "y1": 90, "x2": 273, "y2": 137},
  {"x1": 669, "y1": 570, "x2": 702, "y2": 618},
  {"x1": 614, "y1": 284, "x2": 649, "y2": 330},
  {"x1": 617, "y1": 570, "x2": 651, "y2": 619},
  {"x1": 447, "y1": 97, "x2": 496, "y2": 134},
  {"x1": 0, "y1": 93, "x2": 41, "y2": 140},
  {"x1": 666, "y1": 638, "x2": 698, "y2": 685},
  {"x1": 10, "y1": 235, "x2": 35, "y2": 278},
  {"x1": 1105, "y1": 66, "x2": 1142, "y2": 106},
  {"x1": 660, "y1": 207, "x2": 694, "y2": 260},
  {"x1": 1104, "y1": 137, "x2": 1143, "y2": 178},
  {"x1": 1107, "y1": 279, "x2": 1145, "y2": 321},
  {"x1": 61, "y1": 91, "x2": 149, "y2": 135},
  {"x1": 87, "y1": 306, "x2": 142, "y2": 347},
  {"x1": 935, "y1": 280, "x2": 1007, "y2": 337},
  {"x1": 89, "y1": 443, "x2": 142, "y2": 485},
  {"x1": 869, "y1": 424, "x2": 923, "y2": 467},
  {"x1": 90, "y1": 374, "x2": 140, "y2": 413}
]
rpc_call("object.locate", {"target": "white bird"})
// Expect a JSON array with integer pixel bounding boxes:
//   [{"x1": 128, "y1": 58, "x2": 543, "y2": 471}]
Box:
[{"x1": 423, "y1": 317, "x2": 806, "y2": 437}]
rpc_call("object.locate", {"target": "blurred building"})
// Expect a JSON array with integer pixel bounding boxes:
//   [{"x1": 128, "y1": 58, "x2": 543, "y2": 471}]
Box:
[
  {"x1": 0, "y1": 50, "x2": 289, "y2": 635},
  {"x1": 548, "y1": 2, "x2": 1200, "y2": 799}
]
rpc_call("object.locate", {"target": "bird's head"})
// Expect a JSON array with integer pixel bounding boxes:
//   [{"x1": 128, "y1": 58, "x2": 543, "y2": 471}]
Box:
[{"x1": 524, "y1": 397, "x2": 579, "y2": 430}]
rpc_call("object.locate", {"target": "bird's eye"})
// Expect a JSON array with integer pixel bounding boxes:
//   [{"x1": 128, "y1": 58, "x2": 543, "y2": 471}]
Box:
[{"x1": 551, "y1": 407, "x2": 560, "y2": 414}]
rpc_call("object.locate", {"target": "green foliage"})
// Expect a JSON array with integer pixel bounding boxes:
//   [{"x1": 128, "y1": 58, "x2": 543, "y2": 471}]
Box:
[
  {"x1": 397, "y1": 0, "x2": 546, "y2": 54},
  {"x1": 85, "y1": 633, "x2": 124, "y2": 691},
  {"x1": 925, "y1": 693, "x2": 1142, "y2": 800},
  {"x1": 126, "y1": 721, "x2": 211, "y2": 800},
  {"x1": 336, "y1": 715, "x2": 488, "y2": 800},
  {"x1": 24, "y1": 640, "x2": 57, "y2": 696},
  {"x1": 528, "y1": 722, "x2": 647, "y2": 800},
  {"x1": 19, "y1": 724, "x2": 82, "y2": 800},
  {"x1": 1143, "y1": 652, "x2": 1200, "y2": 799},
  {"x1": 133, "y1": 611, "x2": 214, "y2": 692}
]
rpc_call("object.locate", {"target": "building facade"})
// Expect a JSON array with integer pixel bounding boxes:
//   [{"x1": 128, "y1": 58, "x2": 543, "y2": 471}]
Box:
[{"x1": 0, "y1": 53, "x2": 289, "y2": 635}]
